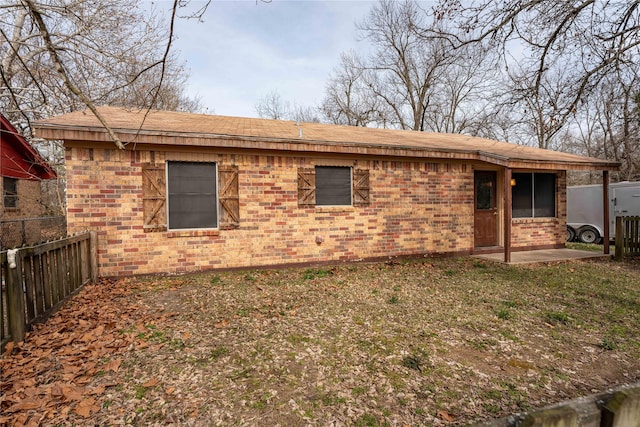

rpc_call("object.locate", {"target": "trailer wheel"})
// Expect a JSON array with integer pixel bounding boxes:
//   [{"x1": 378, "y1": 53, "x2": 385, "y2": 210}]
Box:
[
  {"x1": 566, "y1": 226, "x2": 576, "y2": 242},
  {"x1": 578, "y1": 226, "x2": 600, "y2": 244}
]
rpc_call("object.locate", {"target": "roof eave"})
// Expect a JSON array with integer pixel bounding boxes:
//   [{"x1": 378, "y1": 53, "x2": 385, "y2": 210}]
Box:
[
  {"x1": 1, "y1": 115, "x2": 57, "y2": 180},
  {"x1": 33, "y1": 123, "x2": 620, "y2": 172}
]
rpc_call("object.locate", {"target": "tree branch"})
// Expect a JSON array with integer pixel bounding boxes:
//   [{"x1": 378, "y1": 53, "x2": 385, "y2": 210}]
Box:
[{"x1": 23, "y1": 0, "x2": 125, "y2": 149}]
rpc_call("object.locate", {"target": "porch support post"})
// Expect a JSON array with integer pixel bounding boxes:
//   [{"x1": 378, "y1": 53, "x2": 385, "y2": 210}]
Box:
[
  {"x1": 603, "y1": 170, "x2": 610, "y2": 255},
  {"x1": 504, "y1": 167, "x2": 512, "y2": 263}
]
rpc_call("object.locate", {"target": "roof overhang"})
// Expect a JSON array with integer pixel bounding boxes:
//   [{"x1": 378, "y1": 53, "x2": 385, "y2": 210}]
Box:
[
  {"x1": 32, "y1": 108, "x2": 620, "y2": 172},
  {"x1": 1, "y1": 114, "x2": 57, "y2": 180}
]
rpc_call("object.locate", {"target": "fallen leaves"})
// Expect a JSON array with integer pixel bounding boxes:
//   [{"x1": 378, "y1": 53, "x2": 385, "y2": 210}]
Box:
[
  {"x1": 104, "y1": 357, "x2": 122, "y2": 372},
  {"x1": 5, "y1": 398, "x2": 42, "y2": 413},
  {"x1": 3, "y1": 258, "x2": 640, "y2": 425},
  {"x1": 75, "y1": 397, "x2": 99, "y2": 417},
  {"x1": 0, "y1": 278, "x2": 165, "y2": 426},
  {"x1": 214, "y1": 319, "x2": 229, "y2": 328},
  {"x1": 142, "y1": 377, "x2": 160, "y2": 388},
  {"x1": 436, "y1": 409, "x2": 455, "y2": 422}
]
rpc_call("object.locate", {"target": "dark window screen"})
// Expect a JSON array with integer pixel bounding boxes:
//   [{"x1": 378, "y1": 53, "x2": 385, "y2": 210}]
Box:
[
  {"x1": 534, "y1": 173, "x2": 556, "y2": 217},
  {"x1": 168, "y1": 162, "x2": 217, "y2": 229},
  {"x1": 512, "y1": 172, "x2": 556, "y2": 218},
  {"x1": 512, "y1": 173, "x2": 532, "y2": 218},
  {"x1": 315, "y1": 166, "x2": 351, "y2": 206},
  {"x1": 3, "y1": 177, "x2": 17, "y2": 208}
]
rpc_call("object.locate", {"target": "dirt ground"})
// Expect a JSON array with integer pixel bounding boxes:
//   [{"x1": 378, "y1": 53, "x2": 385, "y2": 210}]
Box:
[{"x1": 2, "y1": 256, "x2": 640, "y2": 426}]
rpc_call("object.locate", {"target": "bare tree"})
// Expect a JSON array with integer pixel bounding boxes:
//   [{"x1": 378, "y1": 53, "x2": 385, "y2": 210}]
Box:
[
  {"x1": 321, "y1": 52, "x2": 389, "y2": 127},
  {"x1": 0, "y1": 0, "x2": 201, "y2": 149},
  {"x1": 291, "y1": 104, "x2": 321, "y2": 123},
  {"x1": 255, "y1": 90, "x2": 291, "y2": 120},
  {"x1": 559, "y1": 63, "x2": 640, "y2": 185},
  {"x1": 321, "y1": 0, "x2": 497, "y2": 134},
  {"x1": 255, "y1": 89, "x2": 320, "y2": 123},
  {"x1": 356, "y1": 0, "x2": 453, "y2": 131},
  {"x1": 432, "y1": 0, "x2": 640, "y2": 149},
  {"x1": 421, "y1": 42, "x2": 498, "y2": 135}
]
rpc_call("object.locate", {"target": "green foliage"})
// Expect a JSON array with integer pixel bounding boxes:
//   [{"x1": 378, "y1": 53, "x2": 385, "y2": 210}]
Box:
[
  {"x1": 545, "y1": 311, "x2": 569, "y2": 325},
  {"x1": 401, "y1": 352, "x2": 427, "y2": 372},
  {"x1": 303, "y1": 268, "x2": 333, "y2": 280},
  {"x1": 209, "y1": 347, "x2": 229, "y2": 359},
  {"x1": 354, "y1": 414, "x2": 389, "y2": 427},
  {"x1": 599, "y1": 337, "x2": 617, "y2": 351},
  {"x1": 497, "y1": 308, "x2": 512, "y2": 320},
  {"x1": 134, "y1": 385, "x2": 148, "y2": 399}
]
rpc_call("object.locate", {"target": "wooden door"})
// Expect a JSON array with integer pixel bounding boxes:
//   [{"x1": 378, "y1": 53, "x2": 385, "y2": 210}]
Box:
[{"x1": 474, "y1": 171, "x2": 498, "y2": 247}]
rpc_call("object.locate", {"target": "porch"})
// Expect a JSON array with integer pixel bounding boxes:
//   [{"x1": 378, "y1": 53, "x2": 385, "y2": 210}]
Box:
[{"x1": 474, "y1": 247, "x2": 611, "y2": 264}]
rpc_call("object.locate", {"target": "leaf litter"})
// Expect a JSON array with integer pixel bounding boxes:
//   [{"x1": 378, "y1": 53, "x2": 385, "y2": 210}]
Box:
[{"x1": 2, "y1": 257, "x2": 640, "y2": 426}]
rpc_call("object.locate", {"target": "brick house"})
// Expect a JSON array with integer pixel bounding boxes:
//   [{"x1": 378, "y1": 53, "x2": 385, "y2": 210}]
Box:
[
  {"x1": 33, "y1": 107, "x2": 618, "y2": 277},
  {"x1": 1, "y1": 115, "x2": 58, "y2": 248}
]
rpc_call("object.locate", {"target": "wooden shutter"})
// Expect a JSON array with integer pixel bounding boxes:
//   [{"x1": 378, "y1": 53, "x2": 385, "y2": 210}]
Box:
[
  {"x1": 142, "y1": 163, "x2": 167, "y2": 232},
  {"x1": 353, "y1": 169, "x2": 370, "y2": 206},
  {"x1": 219, "y1": 165, "x2": 240, "y2": 230},
  {"x1": 298, "y1": 168, "x2": 316, "y2": 207}
]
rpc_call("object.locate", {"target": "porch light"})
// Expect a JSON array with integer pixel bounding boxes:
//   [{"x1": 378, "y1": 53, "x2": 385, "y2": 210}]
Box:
[{"x1": 510, "y1": 178, "x2": 517, "y2": 186}]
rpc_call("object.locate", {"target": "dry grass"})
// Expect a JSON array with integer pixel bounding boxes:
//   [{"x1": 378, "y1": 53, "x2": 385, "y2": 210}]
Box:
[{"x1": 7, "y1": 256, "x2": 640, "y2": 426}]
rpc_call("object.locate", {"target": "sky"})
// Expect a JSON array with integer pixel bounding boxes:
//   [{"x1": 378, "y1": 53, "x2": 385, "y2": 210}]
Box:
[{"x1": 160, "y1": 0, "x2": 378, "y2": 118}]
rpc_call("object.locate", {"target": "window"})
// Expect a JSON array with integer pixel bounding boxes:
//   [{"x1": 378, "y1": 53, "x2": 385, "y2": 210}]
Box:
[
  {"x1": 298, "y1": 166, "x2": 370, "y2": 207},
  {"x1": 141, "y1": 162, "x2": 239, "y2": 232},
  {"x1": 3, "y1": 177, "x2": 17, "y2": 208},
  {"x1": 512, "y1": 172, "x2": 556, "y2": 218},
  {"x1": 316, "y1": 166, "x2": 352, "y2": 206},
  {"x1": 167, "y1": 162, "x2": 218, "y2": 229}
]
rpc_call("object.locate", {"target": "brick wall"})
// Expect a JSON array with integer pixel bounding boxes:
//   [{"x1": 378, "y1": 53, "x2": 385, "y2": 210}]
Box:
[
  {"x1": 511, "y1": 171, "x2": 567, "y2": 250},
  {"x1": 1, "y1": 178, "x2": 46, "y2": 219},
  {"x1": 65, "y1": 145, "x2": 565, "y2": 276}
]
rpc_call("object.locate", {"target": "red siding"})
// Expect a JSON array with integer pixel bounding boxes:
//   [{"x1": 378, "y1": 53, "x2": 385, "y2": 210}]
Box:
[{"x1": 0, "y1": 115, "x2": 56, "y2": 180}]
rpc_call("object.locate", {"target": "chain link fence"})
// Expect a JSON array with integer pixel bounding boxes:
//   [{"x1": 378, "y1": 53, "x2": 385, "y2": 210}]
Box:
[{"x1": 0, "y1": 216, "x2": 67, "y2": 250}]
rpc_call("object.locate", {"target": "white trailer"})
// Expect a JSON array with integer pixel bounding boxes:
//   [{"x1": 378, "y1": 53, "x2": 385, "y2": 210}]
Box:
[{"x1": 567, "y1": 181, "x2": 640, "y2": 243}]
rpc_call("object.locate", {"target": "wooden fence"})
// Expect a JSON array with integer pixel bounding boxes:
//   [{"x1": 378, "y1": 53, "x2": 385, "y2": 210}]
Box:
[
  {"x1": 1, "y1": 232, "x2": 97, "y2": 351},
  {"x1": 614, "y1": 216, "x2": 640, "y2": 260}
]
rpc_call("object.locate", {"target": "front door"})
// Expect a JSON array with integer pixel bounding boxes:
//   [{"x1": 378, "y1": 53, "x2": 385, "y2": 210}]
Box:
[{"x1": 474, "y1": 171, "x2": 498, "y2": 247}]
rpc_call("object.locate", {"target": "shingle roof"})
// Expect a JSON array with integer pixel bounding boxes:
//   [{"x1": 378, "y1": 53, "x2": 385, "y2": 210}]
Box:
[{"x1": 33, "y1": 106, "x2": 619, "y2": 171}]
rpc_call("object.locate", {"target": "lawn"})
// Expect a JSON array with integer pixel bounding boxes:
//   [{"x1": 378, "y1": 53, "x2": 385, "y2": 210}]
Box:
[{"x1": 2, "y1": 256, "x2": 640, "y2": 426}]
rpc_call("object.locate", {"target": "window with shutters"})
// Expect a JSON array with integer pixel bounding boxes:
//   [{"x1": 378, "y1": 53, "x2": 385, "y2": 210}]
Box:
[
  {"x1": 168, "y1": 162, "x2": 218, "y2": 229},
  {"x1": 297, "y1": 166, "x2": 370, "y2": 207},
  {"x1": 142, "y1": 162, "x2": 240, "y2": 232}
]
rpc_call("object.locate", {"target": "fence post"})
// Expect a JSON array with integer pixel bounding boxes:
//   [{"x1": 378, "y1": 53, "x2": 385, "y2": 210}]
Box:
[
  {"x1": 21, "y1": 220, "x2": 26, "y2": 246},
  {"x1": 90, "y1": 231, "x2": 98, "y2": 283},
  {"x1": 615, "y1": 216, "x2": 623, "y2": 261},
  {"x1": 6, "y1": 249, "x2": 26, "y2": 343}
]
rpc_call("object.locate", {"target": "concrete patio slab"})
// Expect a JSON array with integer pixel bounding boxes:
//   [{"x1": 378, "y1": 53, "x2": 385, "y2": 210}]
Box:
[{"x1": 474, "y1": 248, "x2": 611, "y2": 264}]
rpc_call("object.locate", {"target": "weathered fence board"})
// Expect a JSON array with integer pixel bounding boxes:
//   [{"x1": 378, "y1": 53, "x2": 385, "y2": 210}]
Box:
[
  {"x1": 615, "y1": 216, "x2": 640, "y2": 260},
  {"x1": 1, "y1": 253, "x2": 11, "y2": 351},
  {"x1": 0, "y1": 232, "x2": 97, "y2": 351}
]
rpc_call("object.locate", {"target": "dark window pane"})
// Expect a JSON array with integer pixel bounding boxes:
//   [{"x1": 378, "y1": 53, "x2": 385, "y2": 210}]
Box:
[
  {"x1": 534, "y1": 173, "x2": 556, "y2": 217},
  {"x1": 315, "y1": 166, "x2": 351, "y2": 206},
  {"x1": 168, "y1": 162, "x2": 217, "y2": 229},
  {"x1": 512, "y1": 173, "x2": 532, "y2": 218},
  {"x1": 3, "y1": 177, "x2": 17, "y2": 208},
  {"x1": 475, "y1": 172, "x2": 495, "y2": 210}
]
